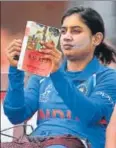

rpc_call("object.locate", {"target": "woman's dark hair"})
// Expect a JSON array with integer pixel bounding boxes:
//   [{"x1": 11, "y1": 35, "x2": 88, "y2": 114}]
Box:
[
  {"x1": 94, "y1": 41, "x2": 116, "y2": 64},
  {"x1": 61, "y1": 6, "x2": 116, "y2": 64}
]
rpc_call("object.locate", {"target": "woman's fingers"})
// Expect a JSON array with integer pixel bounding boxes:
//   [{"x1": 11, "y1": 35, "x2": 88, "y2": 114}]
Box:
[
  {"x1": 7, "y1": 39, "x2": 22, "y2": 51},
  {"x1": 6, "y1": 39, "x2": 22, "y2": 67},
  {"x1": 7, "y1": 46, "x2": 21, "y2": 54},
  {"x1": 38, "y1": 41, "x2": 62, "y2": 73},
  {"x1": 40, "y1": 41, "x2": 55, "y2": 49},
  {"x1": 9, "y1": 51, "x2": 20, "y2": 58},
  {"x1": 39, "y1": 49, "x2": 59, "y2": 57}
]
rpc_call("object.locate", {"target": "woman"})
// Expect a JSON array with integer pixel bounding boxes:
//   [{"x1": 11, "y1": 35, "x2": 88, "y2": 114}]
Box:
[{"x1": 3, "y1": 6, "x2": 116, "y2": 148}]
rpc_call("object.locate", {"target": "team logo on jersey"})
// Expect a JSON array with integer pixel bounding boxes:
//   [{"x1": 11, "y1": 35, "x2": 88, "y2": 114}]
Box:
[
  {"x1": 77, "y1": 83, "x2": 88, "y2": 95},
  {"x1": 77, "y1": 74, "x2": 97, "y2": 96},
  {"x1": 40, "y1": 84, "x2": 52, "y2": 102}
]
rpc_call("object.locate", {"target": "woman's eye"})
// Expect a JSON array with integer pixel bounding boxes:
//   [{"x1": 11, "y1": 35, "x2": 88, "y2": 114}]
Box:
[
  {"x1": 60, "y1": 30, "x2": 66, "y2": 34},
  {"x1": 72, "y1": 30, "x2": 82, "y2": 34}
]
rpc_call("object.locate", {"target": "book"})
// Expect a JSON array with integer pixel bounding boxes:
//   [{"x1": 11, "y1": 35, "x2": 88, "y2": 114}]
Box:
[{"x1": 17, "y1": 21, "x2": 60, "y2": 76}]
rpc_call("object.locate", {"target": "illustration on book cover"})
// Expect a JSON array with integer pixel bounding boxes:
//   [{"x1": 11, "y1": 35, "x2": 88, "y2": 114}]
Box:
[{"x1": 18, "y1": 21, "x2": 60, "y2": 76}]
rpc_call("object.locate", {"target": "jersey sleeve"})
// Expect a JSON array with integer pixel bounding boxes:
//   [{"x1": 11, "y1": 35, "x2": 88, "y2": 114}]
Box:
[{"x1": 3, "y1": 66, "x2": 41, "y2": 124}]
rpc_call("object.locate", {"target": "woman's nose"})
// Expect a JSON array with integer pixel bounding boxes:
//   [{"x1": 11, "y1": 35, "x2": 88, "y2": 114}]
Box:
[{"x1": 63, "y1": 32, "x2": 73, "y2": 41}]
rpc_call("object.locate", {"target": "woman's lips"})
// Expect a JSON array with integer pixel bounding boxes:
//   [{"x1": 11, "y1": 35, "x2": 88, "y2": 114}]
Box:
[{"x1": 63, "y1": 44, "x2": 73, "y2": 50}]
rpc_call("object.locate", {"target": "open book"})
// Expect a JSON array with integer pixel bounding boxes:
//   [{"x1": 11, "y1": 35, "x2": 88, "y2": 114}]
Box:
[{"x1": 17, "y1": 21, "x2": 60, "y2": 76}]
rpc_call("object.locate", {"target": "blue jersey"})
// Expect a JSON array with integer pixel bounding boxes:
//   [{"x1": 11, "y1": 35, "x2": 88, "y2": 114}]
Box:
[{"x1": 3, "y1": 57, "x2": 116, "y2": 148}]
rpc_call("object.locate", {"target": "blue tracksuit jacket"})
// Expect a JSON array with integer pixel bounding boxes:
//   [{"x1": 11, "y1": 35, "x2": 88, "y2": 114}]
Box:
[{"x1": 3, "y1": 57, "x2": 116, "y2": 148}]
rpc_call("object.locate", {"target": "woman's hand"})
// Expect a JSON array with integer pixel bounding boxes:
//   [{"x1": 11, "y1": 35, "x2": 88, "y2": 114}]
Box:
[
  {"x1": 40, "y1": 41, "x2": 63, "y2": 73},
  {"x1": 6, "y1": 39, "x2": 22, "y2": 67}
]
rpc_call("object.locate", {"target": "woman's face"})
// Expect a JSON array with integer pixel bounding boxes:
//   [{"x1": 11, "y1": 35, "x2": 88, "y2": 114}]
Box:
[{"x1": 60, "y1": 14, "x2": 96, "y2": 61}]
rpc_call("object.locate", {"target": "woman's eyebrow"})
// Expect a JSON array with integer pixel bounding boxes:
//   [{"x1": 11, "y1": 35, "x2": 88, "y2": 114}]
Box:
[{"x1": 61, "y1": 26, "x2": 82, "y2": 29}]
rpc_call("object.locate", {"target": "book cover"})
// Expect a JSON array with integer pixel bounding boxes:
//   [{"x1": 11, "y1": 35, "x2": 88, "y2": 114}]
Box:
[{"x1": 17, "y1": 21, "x2": 60, "y2": 76}]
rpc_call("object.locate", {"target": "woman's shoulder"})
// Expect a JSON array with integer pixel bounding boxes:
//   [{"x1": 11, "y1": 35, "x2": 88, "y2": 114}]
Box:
[{"x1": 96, "y1": 65, "x2": 116, "y2": 84}]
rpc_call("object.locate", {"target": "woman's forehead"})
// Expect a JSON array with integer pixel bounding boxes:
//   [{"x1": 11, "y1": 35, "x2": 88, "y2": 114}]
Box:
[{"x1": 62, "y1": 16, "x2": 89, "y2": 31}]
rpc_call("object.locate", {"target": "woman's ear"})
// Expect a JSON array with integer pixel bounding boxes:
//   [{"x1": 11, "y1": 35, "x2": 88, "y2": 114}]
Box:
[{"x1": 92, "y1": 32, "x2": 103, "y2": 46}]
